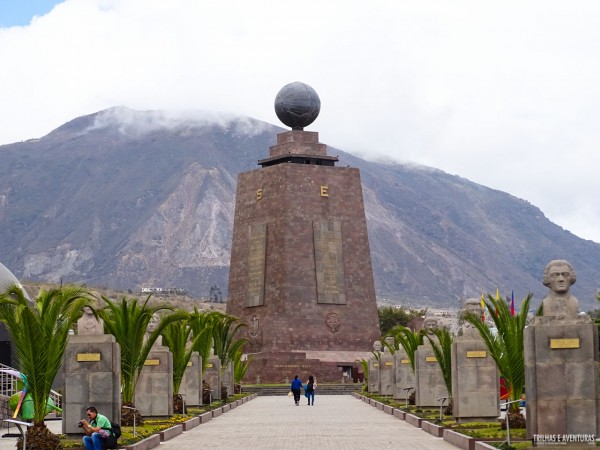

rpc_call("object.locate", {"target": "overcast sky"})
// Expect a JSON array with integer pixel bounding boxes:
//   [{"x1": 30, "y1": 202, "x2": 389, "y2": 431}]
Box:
[{"x1": 1, "y1": 1, "x2": 600, "y2": 243}]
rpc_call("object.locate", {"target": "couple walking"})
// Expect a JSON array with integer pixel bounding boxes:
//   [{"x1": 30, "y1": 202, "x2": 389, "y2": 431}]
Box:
[{"x1": 290, "y1": 374, "x2": 316, "y2": 406}]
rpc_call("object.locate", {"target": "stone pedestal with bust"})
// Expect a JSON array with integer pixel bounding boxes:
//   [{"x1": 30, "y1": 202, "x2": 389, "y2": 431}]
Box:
[
  {"x1": 525, "y1": 260, "x2": 600, "y2": 438},
  {"x1": 226, "y1": 83, "x2": 380, "y2": 383},
  {"x1": 136, "y1": 314, "x2": 173, "y2": 416},
  {"x1": 451, "y1": 298, "x2": 499, "y2": 423},
  {"x1": 180, "y1": 352, "x2": 202, "y2": 406},
  {"x1": 394, "y1": 346, "x2": 415, "y2": 401},
  {"x1": 378, "y1": 337, "x2": 395, "y2": 396},
  {"x1": 415, "y1": 317, "x2": 448, "y2": 407},
  {"x1": 204, "y1": 353, "x2": 222, "y2": 401},
  {"x1": 62, "y1": 306, "x2": 121, "y2": 435},
  {"x1": 368, "y1": 340, "x2": 382, "y2": 393}
]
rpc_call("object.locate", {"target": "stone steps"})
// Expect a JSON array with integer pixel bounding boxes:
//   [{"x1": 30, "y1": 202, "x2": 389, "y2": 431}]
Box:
[{"x1": 241, "y1": 384, "x2": 362, "y2": 396}]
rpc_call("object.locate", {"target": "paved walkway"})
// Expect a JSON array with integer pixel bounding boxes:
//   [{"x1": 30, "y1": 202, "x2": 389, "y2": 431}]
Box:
[
  {"x1": 0, "y1": 396, "x2": 459, "y2": 449},
  {"x1": 161, "y1": 396, "x2": 458, "y2": 450}
]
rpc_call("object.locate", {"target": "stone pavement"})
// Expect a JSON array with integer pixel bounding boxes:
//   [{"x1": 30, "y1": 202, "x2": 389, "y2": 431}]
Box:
[
  {"x1": 160, "y1": 395, "x2": 458, "y2": 450},
  {"x1": 0, "y1": 396, "x2": 460, "y2": 449}
]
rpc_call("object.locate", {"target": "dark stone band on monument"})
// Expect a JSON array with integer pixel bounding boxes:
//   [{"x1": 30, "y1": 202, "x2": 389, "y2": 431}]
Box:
[{"x1": 274, "y1": 82, "x2": 320, "y2": 130}]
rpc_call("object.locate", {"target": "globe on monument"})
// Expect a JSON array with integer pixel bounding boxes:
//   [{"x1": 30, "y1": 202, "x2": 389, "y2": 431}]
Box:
[{"x1": 274, "y1": 82, "x2": 321, "y2": 130}]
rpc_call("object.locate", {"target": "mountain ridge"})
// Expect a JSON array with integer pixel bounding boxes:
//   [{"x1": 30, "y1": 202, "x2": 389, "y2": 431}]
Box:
[{"x1": 1, "y1": 107, "x2": 599, "y2": 309}]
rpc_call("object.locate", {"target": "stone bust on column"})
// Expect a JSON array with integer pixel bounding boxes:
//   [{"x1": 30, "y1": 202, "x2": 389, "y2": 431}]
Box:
[
  {"x1": 541, "y1": 259, "x2": 579, "y2": 318},
  {"x1": 77, "y1": 293, "x2": 104, "y2": 335},
  {"x1": 461, "y1": 298, "x2": 483, "y2": 337}
]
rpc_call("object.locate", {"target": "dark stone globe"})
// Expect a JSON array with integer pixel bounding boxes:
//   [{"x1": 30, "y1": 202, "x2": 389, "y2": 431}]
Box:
[{"x1": 274, "y1": 82, "x2": 320, "y2": 130}]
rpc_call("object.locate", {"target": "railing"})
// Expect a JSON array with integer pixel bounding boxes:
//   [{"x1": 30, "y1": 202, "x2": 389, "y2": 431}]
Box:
[{"x1": 0, "y1": 362, "x2": 62, "y2": 417}]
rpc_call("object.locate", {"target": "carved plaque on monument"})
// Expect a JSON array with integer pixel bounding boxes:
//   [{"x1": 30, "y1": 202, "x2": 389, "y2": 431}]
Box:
[
  {"x1": 245, "y1": 223, "x2": 267, "y2": 307},
  {"x1": 314, "y1": 220, "x2": 346, "y2": 304}
]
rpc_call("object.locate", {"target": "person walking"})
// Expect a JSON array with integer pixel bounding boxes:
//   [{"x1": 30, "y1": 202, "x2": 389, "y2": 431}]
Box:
[
  {"x1": 290, "y1": 375, "x2": 303, "y2": 406},
  {"x1": 305, "y1": 375, "x2": 315, "y2": 405}
]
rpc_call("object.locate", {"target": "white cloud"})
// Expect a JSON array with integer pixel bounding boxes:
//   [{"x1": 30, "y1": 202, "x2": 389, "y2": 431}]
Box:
[{"x1": 1, "y1": 0, "x2": 600, "y2": 241}]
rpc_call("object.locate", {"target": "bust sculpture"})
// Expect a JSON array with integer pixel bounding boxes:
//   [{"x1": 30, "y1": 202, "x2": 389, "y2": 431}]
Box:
[
  {"x1": 461, "y1": 298, "x2": 483, "y2": 336},
  {"x1": 383, "y1": 336, "x2": 396, "y2": 352},
  {"x1": 373, "y1": 340, "x2": 382, "y2": 353},
  {"x1": 77, "y1": 306, "x2": 104, "y2": 335},
  {"x1": 423, "y1": 316, "x2": 439, "y2": 335},
  {"x1": 541, "y1": 260, "x2": 579, "y2": 317},
  {"x1": 145, "y1": 313, "x2": 163, "y2": 348}
]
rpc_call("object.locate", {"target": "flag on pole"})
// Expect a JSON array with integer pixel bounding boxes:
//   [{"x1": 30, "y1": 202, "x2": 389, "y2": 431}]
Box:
[
  {"x1": 495, "y1": 288, "x2": 500, "y2": 317},
  {"x1": 480, "y1": 292, "x2": 485, "y2": 322},
  {"x1": 511, "y1": 290, "x2": 515, "y2": 316}
]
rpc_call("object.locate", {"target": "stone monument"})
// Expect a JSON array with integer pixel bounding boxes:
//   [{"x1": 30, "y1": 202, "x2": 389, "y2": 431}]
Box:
[
  {"x1": 415, "y1": 316, "x2": 448, "y2": 407},
  {"x1": 394, "y1": 344, "x2": 415, "y2": 401},
  {"x1": 525, "y1": 260, "x2": 600, "y2": 439},
  {"x1": 226, "y1": 82, "x2": 380, "y2": 382},
  {"x1": 368, "y1": 340, "x2": 382, "y2": 393},
  {"x1": 180, "y1": 352, "x2": 202, "y2": 406},
  {"x1": 379, "y1": 337, "x2": 395, "y2": 395},
  {"x1": 62, "y1": 303, "x2": 121, "y2": 434},
  {"x1": 136, "y1": 313, "x2": 173, "y2": 416},
  {"x1": 204, "y1": 348, "x2": 222, "y2": 401},
  {"x1": 451, "y1": 298, "x2": 499, "y2": 422}
]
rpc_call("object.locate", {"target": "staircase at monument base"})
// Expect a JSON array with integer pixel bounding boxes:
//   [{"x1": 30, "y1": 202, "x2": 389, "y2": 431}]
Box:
[{"x1": 241, "y1": 384, "x2": 362, "y2": 396}]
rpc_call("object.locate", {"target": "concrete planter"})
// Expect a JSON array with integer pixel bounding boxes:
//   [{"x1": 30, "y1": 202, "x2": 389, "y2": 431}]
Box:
[
  {"x1": 182, "y1": 416, "x2": 200, "y2": 431},
  {"x1": 421, "y1": 421, "x2": 444, "y2": 437},
  {"x1": 199, "y1": 411, "x2": 213, "y2": 424},
  {"x1": 383, "y1": 405, "x2": 393, "y2": 414},
  {"x1": 222, "y1": 404, "x2": 230, "y2": 413},
  {"x1": 443, "y1": 429, "x2": 476, "y2": 450},
  {"x1": 392, "y1": 408, "x2": 405, "y2": 420},
  {"x1": 123, "y1": 433, "x2": 160, "y2": 450},
  {"x1": 212, "y1": 408, "x2": 223, "y2": 418},
  {"x1": 474, "y1": 442, "x2": 498, "y2": 450},
  {"x1": 159, "y1": 424, "x2": 183, "y2": 442},
  {"x1": 404, "y1": 413, "x2": 423, "y2": 428}
]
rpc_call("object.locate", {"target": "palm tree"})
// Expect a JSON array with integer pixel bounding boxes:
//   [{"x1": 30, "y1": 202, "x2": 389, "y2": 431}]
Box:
[
  {"x1": 464, "y1": 293, "x2": 532, "y2": 413},
  {"x1": 231, "y1": 346, "x2": 251, "y2": 387},
  {"x1": 98, "y1": 296, "x2": 188, "y2": 408},
  {"x1": 188, "y1": 308, "x2": 218, "y2": 371},
  {"x1": 424, "y1": 327, "x2": 453, "y2": 404},
  {"x1": 0, "y1": 284, "x2": 93, "y2": 449},
  {"x1": 210, "y1": 312, "x2": 248, "y2": 370},
  {"x1": 389, "y1": 325, "x2": 423, "y2": 372},
  {"x1": 160, "y1": 313, "x2": 195, "y2": 396}
]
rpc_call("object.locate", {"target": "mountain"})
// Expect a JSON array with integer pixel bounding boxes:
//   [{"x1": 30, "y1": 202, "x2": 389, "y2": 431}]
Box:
[{"x1": 1, "y1": 107, "x2": 599, "y2": 309}]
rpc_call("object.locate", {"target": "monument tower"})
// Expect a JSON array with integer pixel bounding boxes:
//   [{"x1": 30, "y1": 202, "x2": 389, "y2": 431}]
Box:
[{"x1": 226, "y1": 82, "x2": 380, "y2": 382}]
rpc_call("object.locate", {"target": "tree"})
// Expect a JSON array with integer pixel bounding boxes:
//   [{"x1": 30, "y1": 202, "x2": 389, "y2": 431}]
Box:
[
  {"x1": 209, "y1": 285, "x2": 223, "y2": 303},
  {"x1": 389, "y1": 325, "x2": 423, "y2": 372},
  {"x1": 210, "y1": 312, "x2": 248, "y2": 370},
  {"x1": 424, "y1": 327, "x2": 453, "y2": 403},
  {"x1": 98, "y1": 296, "x2": 188, "y2": 407},
  {"x1": 0, "y1": 284, "x2": 93, "y2": 449},
  {"x1": 160, "y1": 313, "x2": 197, "y2": 396},
  {"x1": 188, "y1": 308, "x2": 218, "y2": 371},
  {"x1": 464, "y1": 292, "x2": 532, "y2": 413},
  {"x1": 378, "y1": 306, "x2": 426, "y2": 336}
]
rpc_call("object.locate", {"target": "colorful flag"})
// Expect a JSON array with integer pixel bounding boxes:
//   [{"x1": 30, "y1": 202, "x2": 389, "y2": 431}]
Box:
[
  {"x1": 510, "y1": 290, "x2": 515, "y2": 316},
  {"x1": 480, "y1": 292, "x2": 485, "y2": 322},
  {"x1": 495, "y1": 288, "x2": 500, "y2": 317}
]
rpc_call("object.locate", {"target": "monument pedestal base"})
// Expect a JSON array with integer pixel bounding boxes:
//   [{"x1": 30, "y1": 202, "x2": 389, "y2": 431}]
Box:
[
  {"x1": 451, "y1": 337, "x2": 499, "y2": 423},
  {"x1": 62, "y1": 335, "x2": 121, "y2": 434},
  {"x1": 525, "y1": 320, "x2": 600, "y2": 438},
  {"x1": 136, "y1": 346, "x2": 173, "y2": 417},
  {"x1": 415, "y1": 342, "x2": 448, "y2": 408},
  {"x1": 243, "y1": 351, "x2": 370, "y2": 384}
]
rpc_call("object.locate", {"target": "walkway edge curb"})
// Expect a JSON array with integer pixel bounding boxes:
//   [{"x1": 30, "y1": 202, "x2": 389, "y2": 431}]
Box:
[
  {"x1": 353, "y1": 393, "x2": 492, "y2": 450},
  {"x1": 122, "y1": 394, "x2": 257, "y2": 450}
]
